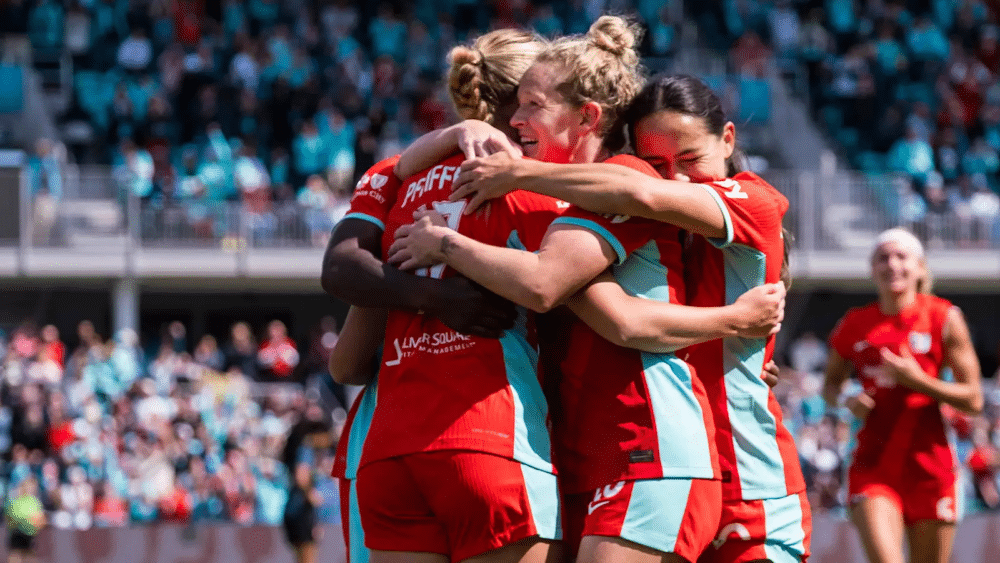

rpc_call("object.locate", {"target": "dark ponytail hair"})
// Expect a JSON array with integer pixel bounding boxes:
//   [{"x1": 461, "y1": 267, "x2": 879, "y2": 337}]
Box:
[{"x1": 613, "y1": 74, "x2": 793, "y2": 288}]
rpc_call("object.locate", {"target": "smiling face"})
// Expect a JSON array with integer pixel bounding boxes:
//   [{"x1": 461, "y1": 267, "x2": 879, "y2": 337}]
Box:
[
  {"x1": 509, "y1": 62, "x2": 584, "y2": 163},
  {"x1": 871, "y1": 240, "x2": 926, "y2": 298},
  {"x1": 633, "y1": 110, "x2": 735, "y2": 182}
]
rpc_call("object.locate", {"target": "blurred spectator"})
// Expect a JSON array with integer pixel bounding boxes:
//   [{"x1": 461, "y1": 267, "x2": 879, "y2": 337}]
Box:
[
  {"x1": 224, "y1": 322, "x2": 259, "y2": 381},
  {"x1": 284, "y1": 463, "x2": 321, "y2": 563},
  {"x1": 789, "y1": 332, "x2": 828, "y2": 375},
  {"x1": 117, "y1": 28, "x2": 153, "y2": 72},
  {"x1": 0, "y1": 0, "x2": 31, "y2": 66},
  {"x1": 28, "y1": 0, "x2": 64, "y2": 51},
  {"x1": 969, "y1": 424, "x2": 1000, "y2": 509},
  {"x1": 297, "y1": 175, "x2": 334, "y2": 247},
  {"x1": 730, "y1": 30, "x2": 772, "y2": 77},
  {"x1": 258, "y1": 321, "x2": 299, "y2": 380},
  {"x1": 888, "y1": 125, "x2": 936, "y2": 194},
  {"x1": 6, "y1": 476, "x2": 46, "y2": 561},
  {"x1": 193, "y1": 335, "x2": 225, "y2": 373}
]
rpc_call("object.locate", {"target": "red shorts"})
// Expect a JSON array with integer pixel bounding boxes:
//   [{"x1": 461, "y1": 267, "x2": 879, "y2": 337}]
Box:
[
  {"x1": 698, "y1": 491, "x2": 811, "y2": 563},
  {"x1": 580, "y1": 478, "x2": 721, "y2": 562},
  {"x1": 356, "y1": 451, "x2": 560, "y2": 562},
  {"x1": 848, "y1": 466, "x2": 960, "y2": 526}
]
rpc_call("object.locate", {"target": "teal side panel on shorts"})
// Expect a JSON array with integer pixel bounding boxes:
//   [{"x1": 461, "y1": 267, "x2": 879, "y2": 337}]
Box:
[
  {"x1": 641, "y1": 354, "x2": 716, "y2": 478},
  {"x1": 502, "y1": 231, "x2": 554, "y2": 474},
  {"x1": 520, "y1": 463, "x2": 562, "y2": 540},
  {"x1": 620, "y1": 478, "x2": 694, "y2": 553},
  {"x1": 349, "y1": 479, "x2": 370, "y2": 563},
  {"x1": 722, "y1": 244, "x2": 788, "y2": 498},
  {"x1": 345, "y1": 378, "x2": 378, "y2": 479},
  {"x1": 761, "y1": 494, "x2": 806, "y2": 563},
  {"x1": 612, "y1": 240, "x2": 673, "y2": 303}
]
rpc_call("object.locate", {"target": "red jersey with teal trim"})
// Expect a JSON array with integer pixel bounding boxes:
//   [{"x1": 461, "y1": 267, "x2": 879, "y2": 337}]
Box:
[
  {"x1": 550, "y1": 154, "x2": 719, "y2": 494},
  {"x1": 360, "y1": 154, "x2": 566, "y2": 473},
  {"x1": 680, "y1": 172, "x2": 806, "y2": 501},
  {"x1": 343, "y1": 155, "x2": 402, "y2": 230},
  {"x1": 828, "y1": 293, "x2": 956, "y2": 484},
  {"x1": 332, "y1": 156, "x2": 402, "y2": 481}
]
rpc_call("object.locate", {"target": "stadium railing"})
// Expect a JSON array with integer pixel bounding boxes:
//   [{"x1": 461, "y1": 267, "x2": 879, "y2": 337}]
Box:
[{"x1": 1, "y1": 165, "x2": 997, "y2": 282}]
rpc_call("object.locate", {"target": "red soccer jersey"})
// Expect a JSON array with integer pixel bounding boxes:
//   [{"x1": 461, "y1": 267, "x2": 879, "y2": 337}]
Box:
[
  {"x1": 331, "y1": 155, "x2": 403, "y2": 481},
  {"x1": 343, "y1": 155, "x2": 403, "y2": 232},
  {"x1": 550, "y1": 154, "x2": 719, "y2": 494},
  {"x1": 359, "y1": 154, "x2": 566, "y2": 473},
  {"x1": 828, "y1": 293, "x2": 956, "y2": 484},
  {"x1": 681, "y1": 172, "x2": 806, "y2": 501}
]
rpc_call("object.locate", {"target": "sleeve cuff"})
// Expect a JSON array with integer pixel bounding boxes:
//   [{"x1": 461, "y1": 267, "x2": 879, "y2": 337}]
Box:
[{"x1": 551, "y1": 217, "x2": 628, "y2": 264}]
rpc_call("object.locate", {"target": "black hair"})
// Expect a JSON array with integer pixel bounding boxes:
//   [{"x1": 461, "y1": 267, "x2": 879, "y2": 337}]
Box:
[{"x1": 613, "y1": 74, "x2": 792, "y2": 288}]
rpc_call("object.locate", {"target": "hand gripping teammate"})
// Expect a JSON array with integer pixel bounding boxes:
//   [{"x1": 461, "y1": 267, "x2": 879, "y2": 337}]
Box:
[
  {"x1": 388, "y1": 22, "x2": 787, "y2": 563},
  {"x1": 823, "y1": 228, "x2": 982, "y2": 563},
  {"x1": 433, "y1": 75, "x2": 811, "y2": 563}
]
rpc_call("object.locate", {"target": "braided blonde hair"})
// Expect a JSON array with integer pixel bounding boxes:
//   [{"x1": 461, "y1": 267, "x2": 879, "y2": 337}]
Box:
[
  {"x1": 447, "y1": 29, "x2": 544, "y2": 124},
  {"x1": 535, "y1": 16, "x2": 645, "y2": 141}
]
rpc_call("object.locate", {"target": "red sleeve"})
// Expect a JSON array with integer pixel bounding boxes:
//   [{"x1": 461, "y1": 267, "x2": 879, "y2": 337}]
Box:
[
  {"x1": 549, "y1": 154, "x2": 664, "y2": 264},
  {"x1": 497, "y1": 191, "x2": 568, "y2": 252},
  {"x1": 700, "y1": 172, "x2": 788, "y2": 250},
  {"x1": 828, "y1": 311, "x2": 858, "y2": 361},
  {"x1": 345, "y1": 155, "x2": 402, "y2": 230}
]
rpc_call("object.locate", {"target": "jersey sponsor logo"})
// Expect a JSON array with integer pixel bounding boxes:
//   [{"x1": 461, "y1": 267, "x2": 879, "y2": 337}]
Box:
[
  {"x1": 370, "y1": 173, "x2": 389, "y2": 190},
  {"x1": 400, "y1": 164, "x2": 459, "y2": 207},
  {"x1": 717, "y1": 178, "x2": 749, "y2": 199},
  {"x1": 383, "y1": 330, "x2": 475, "y2": 366},
  {"x1": 909, "y1": 331, "x2": 932, "y2": 355},
  {"x1": 712, "y1": 523, "x2": 751, "y2": 548},
  {"x1": 588, "y1": 481, "x2": 626, "y2": 514},
  {"x1": 936, "y1": 496, "x2": 956, "y2": 521}
]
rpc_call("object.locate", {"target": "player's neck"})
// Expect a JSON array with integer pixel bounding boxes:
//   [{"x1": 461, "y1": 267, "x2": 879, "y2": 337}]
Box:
[{"x1": 878, "y1": 290, "x2": 917, "y2": 316}]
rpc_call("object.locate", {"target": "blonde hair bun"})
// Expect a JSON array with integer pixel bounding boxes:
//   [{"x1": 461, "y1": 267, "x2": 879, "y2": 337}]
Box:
[{"x1": 587, "y1": 15, "x2": 641, "y2": 65}]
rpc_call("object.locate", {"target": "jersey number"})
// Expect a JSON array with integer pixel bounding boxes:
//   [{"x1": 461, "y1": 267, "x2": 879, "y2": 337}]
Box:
[
  {"x1": 417, "y1": 200, "x2": 467, "y2": 279},
  {"x1": 719, "y1": 179, "x2": 748, "y2": 199}
]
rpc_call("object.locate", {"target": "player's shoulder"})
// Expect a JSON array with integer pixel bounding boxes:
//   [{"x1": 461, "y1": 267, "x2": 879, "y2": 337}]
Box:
[
  {"x1": 917, "y1": 293, "x2": 954, "y2": 310},
  {"x1": 604, "y1": 154, "x2": 661, "y2": 178},
  {"x1": 404, "y1": 153, "x2": 465, "y2": 183},
  {"x1": 838, "y1": 302, "x2": 881, "y2": 329},
  {"x1": 714, "y1": 172, "x2": 788, "y2": 207}
]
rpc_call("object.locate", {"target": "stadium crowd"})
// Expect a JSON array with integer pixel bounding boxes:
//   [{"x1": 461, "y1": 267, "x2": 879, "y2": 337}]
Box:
[
  {"x1": 692, "y1": 0, "x2": 1000, "y2": 246},
  {"x1": 0, "y1": 316, "x2": 997, "y2": 530},
  {"x1": 0, "y1": 318, "x2": 347, "y2": 530},
  {"x1": 9, "y1": 0, "x2": 680, "y2": 247}
]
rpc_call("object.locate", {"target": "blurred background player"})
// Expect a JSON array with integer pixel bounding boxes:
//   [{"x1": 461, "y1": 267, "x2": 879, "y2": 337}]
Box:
[{"x1": 823, "y1": 227, "x2": 983, "y2": 563}]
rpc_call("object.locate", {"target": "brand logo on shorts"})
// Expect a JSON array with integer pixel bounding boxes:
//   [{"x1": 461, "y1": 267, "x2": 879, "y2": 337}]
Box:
[
  {"x1": 712, "y1": 523, "x2": 751, "y2": 548},
  {"x1": 588, "y1": 481, "x2": 626, "y2": 515},
  {"x1": 936, "y1": 496, "x2": 956, "y2": 521},
  {"x1": 909, "y1": 331, "x2": 932, "y2": 355}
]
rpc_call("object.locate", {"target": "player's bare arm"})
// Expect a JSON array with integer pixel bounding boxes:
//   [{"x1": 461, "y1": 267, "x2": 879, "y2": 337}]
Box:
[
  {"x1": 394, "y1": 120, "x2": 521, "y2": 180},
  {"x1": 389, "y1": 218, "x2": 616, "y2": 313},
  {"x1": 881, "y1": 307, "x2": 983, "y2": 414},
  {"x1": 329, "y1": 307, "x2": 386, "y2": 386},
  {"x1": 451, "y1": 155, "x2": 727, "y2": 238},
  {"x1": 566, "y1": 273, "x2": 785, "y2": 353},
  {"x1": 823, "y1": 350, "x2": 874, "y2": 420},
  {"x1": 321, "y1": 218, "x2": 515, "y2": 338}
]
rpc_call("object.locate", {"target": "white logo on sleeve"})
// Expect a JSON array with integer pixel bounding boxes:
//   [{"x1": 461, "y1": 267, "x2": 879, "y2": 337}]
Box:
[
  {"x1": 712, "y1": 523, "x2": 752, "y2": 548},
  {"x1": 587, "y1": 481, "x2": 626, "y2": 514},
  {"x1": 370, "y1": 173, "x2": 388, "y2": 190},
  {"x1": 718, "y1": 178, "x2": 748, "y2": 199}
]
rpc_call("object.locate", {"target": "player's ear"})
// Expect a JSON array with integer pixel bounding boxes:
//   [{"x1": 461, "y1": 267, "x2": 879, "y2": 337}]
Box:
[
  {"x1": 721, "y1": 121, "x2": 736, "y2": 159},
  {"x1": 579, "y1": 101, "x2": 603, "y2": 134}
]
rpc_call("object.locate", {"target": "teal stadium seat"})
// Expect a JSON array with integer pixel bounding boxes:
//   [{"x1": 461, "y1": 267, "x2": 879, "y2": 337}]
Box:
[
  {"x1": 737, "y1": 77, "x2": 770, "y2": 124},
  {"x1": 0, "y1": 66, "x2": 23, "y2": 113}
]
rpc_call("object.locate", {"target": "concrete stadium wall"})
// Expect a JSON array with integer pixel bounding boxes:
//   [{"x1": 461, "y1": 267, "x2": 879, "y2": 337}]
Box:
[{"x1": 6, "y1": 516, "x2": 1000, "y2": 563}]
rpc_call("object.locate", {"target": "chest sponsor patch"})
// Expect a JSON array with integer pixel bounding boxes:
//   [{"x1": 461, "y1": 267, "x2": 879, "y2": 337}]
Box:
[{"x1": 909, "y1": 331, "x2": 932, "y2": 355}]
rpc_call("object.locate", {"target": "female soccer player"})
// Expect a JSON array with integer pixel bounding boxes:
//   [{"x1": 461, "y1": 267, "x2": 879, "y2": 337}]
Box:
[
  {"x1": 424, "y1": 75, "x2": 811, "y2": 563},
  {"x1": 823, "y1": 228, "x2": 982, "y2": 563},
  {"x1": 388, "y1": 30, "x2": 748, "y2": 563},
  {"x1": 331, "y1": 27, "x2": 781, "y2": 563}
]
